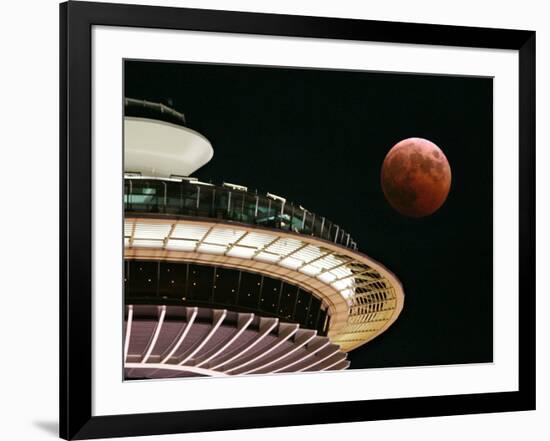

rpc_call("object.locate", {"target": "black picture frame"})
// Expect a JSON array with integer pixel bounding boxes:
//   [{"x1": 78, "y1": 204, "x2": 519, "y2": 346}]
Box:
[{"x1": 59, "y1": 1, "x2": 536, "y2": 439}]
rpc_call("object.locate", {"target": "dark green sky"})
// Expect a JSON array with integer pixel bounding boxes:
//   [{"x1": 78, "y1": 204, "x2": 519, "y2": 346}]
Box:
[{"x1": 125, "y1": 60, "x2": 493, "y2": 369}]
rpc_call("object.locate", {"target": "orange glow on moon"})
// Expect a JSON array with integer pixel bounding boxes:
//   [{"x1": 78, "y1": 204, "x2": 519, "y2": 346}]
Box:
[{"x1": 381, "y1": 138, "x2": 452, "y2": 218}]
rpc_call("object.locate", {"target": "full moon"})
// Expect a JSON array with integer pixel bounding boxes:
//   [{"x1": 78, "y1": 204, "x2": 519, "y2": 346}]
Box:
[{"x1": 381, "y1": 138, "x2": 451, "y2": 218}]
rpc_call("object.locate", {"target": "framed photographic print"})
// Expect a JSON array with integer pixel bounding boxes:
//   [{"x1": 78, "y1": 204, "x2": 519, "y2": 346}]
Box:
[{"x1": 60, "y1": 1, "x2": 536, "y2": 439}]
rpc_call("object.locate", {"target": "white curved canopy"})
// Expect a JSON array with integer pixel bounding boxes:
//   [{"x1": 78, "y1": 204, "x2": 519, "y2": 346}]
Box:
[{"x1": 124, "y1": 117, "x2": 213, "y2": 177}]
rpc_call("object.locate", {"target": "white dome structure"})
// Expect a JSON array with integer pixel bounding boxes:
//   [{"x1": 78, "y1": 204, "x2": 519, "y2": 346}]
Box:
[{"x1": 124, "y1": 98, "x2": 213, "y2": 177}]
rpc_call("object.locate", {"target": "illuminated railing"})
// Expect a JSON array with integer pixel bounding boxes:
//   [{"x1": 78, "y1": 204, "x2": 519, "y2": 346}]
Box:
[{"x1": 124, "y1": 178, "x2": 358, "y2": 250}]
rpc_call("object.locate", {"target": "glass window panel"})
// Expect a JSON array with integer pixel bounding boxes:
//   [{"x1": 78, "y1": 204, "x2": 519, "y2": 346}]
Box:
[
  {"x1": 164, "y1": 181, "x2": 182, "y2": 214},
  {"x1": 281, "y1": 203, "x2": 294, "y2": 231},
  {"x1": 278, "y1": 283, "x2": 298, "y2": 321},
  {"x1": 312, "y1": 216, "x2": 324, "y2": 238},
  {"x1": 187, "y1": 264, "x2": 214, "y2": 302},
  {"x1": 213, "y1": 267, "x2": 240, "y2": 306},
  {"x1": 303, "y1": 212, "x2": 314, "y2": 235},
  {"x1": 213, "y1": 189, "x2": 229, "y2": 219},
  {"x1": 334, "y1": 227, "x2": 342, "y2": 245},
  {"x1": 293, "y1": 289, "x2": 311, "y2": 326},
  {"x1": 124, "y1": 180, "x2": 131, "y2": 210},
  {"x1": 229, "y1": 190, "x2": 246, "y2": 222},
  {"x1": 320, "y1": 219, "x2": 331, "y2": 241},
  {"x1": 128, "y1": 180, "x2": 164, "y2": 213},
  {"x1": 259, "y1": 276, "x2": 280, "y2": 314},
  {"x1": 306, "y1": 297, "x2": 322, "y2": 330},
  {"x1": 127, "y1": 260, "x2": 158, "y2": 298},
  {"x1": 181, "y1": 182, "x2": 199, "y2": 215},
  {"x1": 271, "y1": 199, "x2": 283, "y2": 229},
  {"x1": 197, "y1": 185, "x2": 215, "y2": 217},
  {"x1": 243, "y1": 193, "x2": 258, "y2": 223},
  {"x1": 255, "y1": 198, "x2": 279, "y2": 228},
  {"x1": 329, "y1": 223, "x2": 340, "y2": 243},
  {"x1": 158, "y1": 262, "x2": 187, "y2": 300},
  {"x1": 290, "y1": 206, "x2": 304, "y2": 233},
  {"x1": 237, "y1": 272, "x2": 262, "y2": 309}
]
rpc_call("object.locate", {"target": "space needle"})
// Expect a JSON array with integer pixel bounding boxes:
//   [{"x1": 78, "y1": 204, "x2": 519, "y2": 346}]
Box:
[{"x1": 123, "y1": 98, "x2": 404, "y2": 379}]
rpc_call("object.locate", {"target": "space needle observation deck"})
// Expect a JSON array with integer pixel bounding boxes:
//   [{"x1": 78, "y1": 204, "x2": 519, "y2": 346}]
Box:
[{"x1": 122, "y1": 98, "x2": 404, "y2": 379}]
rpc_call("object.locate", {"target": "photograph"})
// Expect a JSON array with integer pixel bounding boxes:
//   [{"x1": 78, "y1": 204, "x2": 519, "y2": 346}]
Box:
[
  {"x1": 122, "y1": 59, "x2": 493, "y2": 380},
  {"x1": 0, "y1": 0, "x2": 540, "y2": 439}
]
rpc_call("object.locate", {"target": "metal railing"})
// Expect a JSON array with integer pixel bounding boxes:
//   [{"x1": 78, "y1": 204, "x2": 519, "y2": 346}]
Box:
[{"x1": 124, "y1": 177, "x2": 358, "y2": 249}]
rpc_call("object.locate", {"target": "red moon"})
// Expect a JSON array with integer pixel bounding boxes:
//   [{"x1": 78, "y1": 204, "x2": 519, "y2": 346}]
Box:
[{"x1": 381, "y1": 138, "x2": 451, "y2": 218}]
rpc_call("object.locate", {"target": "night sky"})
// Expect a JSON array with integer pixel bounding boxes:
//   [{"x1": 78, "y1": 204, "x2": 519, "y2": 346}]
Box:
[{"x1": 125, "y1": 60, "x2": 493, "y2": 369}]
